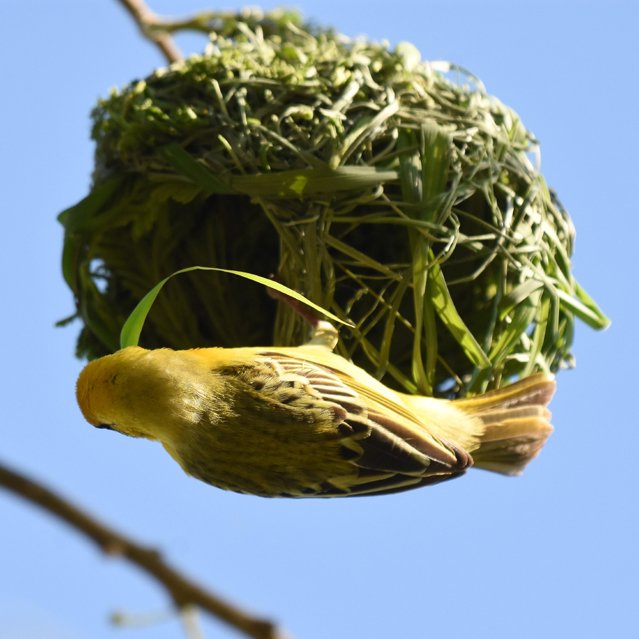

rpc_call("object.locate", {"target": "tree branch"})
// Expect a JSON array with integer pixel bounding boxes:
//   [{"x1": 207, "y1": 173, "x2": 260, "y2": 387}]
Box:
[
  {"x1": 0, "y1": 460, "x2": 289, "y2": 639},
  {"x1": 115, "y1": 0, "x2": 183, "y2": 63}
]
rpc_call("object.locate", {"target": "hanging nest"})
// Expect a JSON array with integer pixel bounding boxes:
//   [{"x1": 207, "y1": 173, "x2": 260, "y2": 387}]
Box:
[{"x1": 58, "y1": 9, "x2": 608, "y2": 398}]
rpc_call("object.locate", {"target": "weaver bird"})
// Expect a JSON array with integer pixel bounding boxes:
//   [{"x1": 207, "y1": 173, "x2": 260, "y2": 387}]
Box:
[{"x1": 77, "y1": 322, "x2": 555, "y2": 497}]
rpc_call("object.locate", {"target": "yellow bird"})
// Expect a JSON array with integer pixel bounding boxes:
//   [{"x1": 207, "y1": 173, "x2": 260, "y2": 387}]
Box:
[{"x1": 76, "y1": 322, "x2": 555, "y2": 497}]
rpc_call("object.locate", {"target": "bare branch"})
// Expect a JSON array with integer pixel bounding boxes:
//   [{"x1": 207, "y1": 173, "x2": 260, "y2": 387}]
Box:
[
  {"x1": 115, "y1": 0, "x2": 182, "y2": 63},
  {"x1": 0, "y1": 460, "x2": 289, "y2": 639}
]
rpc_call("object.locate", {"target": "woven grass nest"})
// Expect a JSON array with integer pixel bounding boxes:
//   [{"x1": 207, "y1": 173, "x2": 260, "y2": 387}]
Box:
[{"x1": 59, "y1": 9, "x2": 608, "y2": 398}]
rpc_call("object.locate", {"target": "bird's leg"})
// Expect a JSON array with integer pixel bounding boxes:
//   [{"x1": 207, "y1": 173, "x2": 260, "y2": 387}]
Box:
[{"x1": 267, "y1": 279, "x2": 339, "y2": 351}]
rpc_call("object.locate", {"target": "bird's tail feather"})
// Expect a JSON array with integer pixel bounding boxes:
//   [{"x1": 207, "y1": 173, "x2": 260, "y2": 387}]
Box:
[{"x1": 454, "y1": 373, "x2": 556, "y2": 475}]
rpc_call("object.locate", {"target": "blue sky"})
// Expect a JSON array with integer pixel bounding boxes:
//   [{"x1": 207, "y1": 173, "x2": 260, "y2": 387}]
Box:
[{"x1": 1, "y1": 1, "x2": 637, "y2": 638}]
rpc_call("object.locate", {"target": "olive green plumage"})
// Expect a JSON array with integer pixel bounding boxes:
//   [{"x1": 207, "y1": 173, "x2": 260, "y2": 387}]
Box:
[{"x1": 76, "y1": 323, "x2": 554, "y2": 498}]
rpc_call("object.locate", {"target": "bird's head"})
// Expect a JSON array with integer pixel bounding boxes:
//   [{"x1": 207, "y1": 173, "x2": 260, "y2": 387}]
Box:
[{"x1": 76, "y1": 346, "x2": 192, "y2": 441}]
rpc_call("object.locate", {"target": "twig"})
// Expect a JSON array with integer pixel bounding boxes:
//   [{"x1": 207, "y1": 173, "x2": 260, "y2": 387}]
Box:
[
  {"x1": 0, "y1": 460, "x2": 289, "y2": 639},
  {"x1": 115, "y1": 0, "x2": 182, "y2": 63}
]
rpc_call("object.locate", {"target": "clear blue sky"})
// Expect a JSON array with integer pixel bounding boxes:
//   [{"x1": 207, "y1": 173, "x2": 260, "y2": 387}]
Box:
[{"x1": 1, "y1": 1, "x2": 636, "y2": 638}]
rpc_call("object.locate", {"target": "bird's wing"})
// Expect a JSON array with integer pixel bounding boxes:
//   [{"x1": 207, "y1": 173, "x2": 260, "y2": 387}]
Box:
[{"x1": 251, "y1": 350, "x2": 472, "y2": 496}]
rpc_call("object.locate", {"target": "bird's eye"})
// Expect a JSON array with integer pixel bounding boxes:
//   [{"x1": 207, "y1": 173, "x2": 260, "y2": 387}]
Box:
[{"x1": 95, "y1": 423, "x2": 116, "y2": 431}]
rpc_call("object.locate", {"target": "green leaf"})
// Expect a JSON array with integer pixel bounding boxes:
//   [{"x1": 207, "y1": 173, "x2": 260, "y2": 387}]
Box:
[
  {"x1": 489, "y1": 295, "x2": 540, "y2": 366},
  {"x1": 161, "y1": 144, "x2": 235, "y2": 194},
  {"x1": 57, "y1": 176, "x2": 126, "y2": 233},
  {"x1": 120, "y1": 266, "x2": 353, "y2": 349},
  {"x1": 554, "y1": 287, "x2": 610, "y2": 330},
  {"x1": 523, "y1": 295, "x2": 551, "y2": 376},
  {"x1": 163, "y1": 143, "x2": 398, "y2": 199},
  {"x1": 231, "y1": 166, "x2": 397, "y2": 198},
  {"x1": 60, "y1": 232, "x2": 82, "y2": 292},
  {"x1": 572, "y1": 282, "x2": 611, "y2": 329},
  {"x1": 420, "y1": 121, "x2": 451, "y2": 222},
  {"x1": 429, "y1": 263, "x2": 492, "y2": 369},
  {"x1": 499, "y1": 279, "x2": 544, "y2": 320},
  {"x1": 397, "y1": 124, "x2": 455, "y2": 392}
]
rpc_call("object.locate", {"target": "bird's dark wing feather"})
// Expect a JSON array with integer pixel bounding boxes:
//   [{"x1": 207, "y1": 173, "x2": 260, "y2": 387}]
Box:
[{"x1": 252, "y1": 351, "x2": 471, "y2": 497}]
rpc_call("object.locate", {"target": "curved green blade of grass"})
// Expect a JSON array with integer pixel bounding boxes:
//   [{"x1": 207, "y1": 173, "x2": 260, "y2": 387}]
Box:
[
  {"x1": 429, "y1": 262, "x2": 492, "y2": 370},
  {"x1": 120, "y1": 266, "x2": 352, "y2": 349},
  {"x1": 163, "y1": 143, "x2": 398, "y2": 198}
]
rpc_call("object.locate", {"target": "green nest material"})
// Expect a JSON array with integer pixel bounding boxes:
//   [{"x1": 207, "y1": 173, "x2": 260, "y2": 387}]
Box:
[{"x1": 59, "y1": 10, "x2": 608, "y2": 397}]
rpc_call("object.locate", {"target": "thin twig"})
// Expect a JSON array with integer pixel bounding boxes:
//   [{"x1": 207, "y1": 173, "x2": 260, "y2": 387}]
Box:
[
  {"x1": 115, "y1": 0, "x2": 182, "y2": 63},
  {"x1": 0, "y1": 460, "x2": 289, "y2": 639}
]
